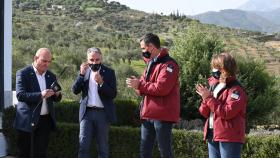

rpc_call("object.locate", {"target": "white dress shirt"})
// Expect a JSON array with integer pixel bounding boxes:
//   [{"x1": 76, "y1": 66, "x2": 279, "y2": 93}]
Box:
[
  {"x1": 87, "y1": 71, "x2": 104, "y2": 108},
  {"x1": 32, "y1": 65, "x2": 49, "y2": 115}
]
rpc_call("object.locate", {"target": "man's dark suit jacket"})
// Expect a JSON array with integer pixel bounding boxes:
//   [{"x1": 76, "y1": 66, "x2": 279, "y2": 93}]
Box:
[
  {"x1": 72, "y1": 65, "x2": 117, "y2": 123},
  {"x1": 13, "y1": 65, "x2": 62, "y2": 132}
]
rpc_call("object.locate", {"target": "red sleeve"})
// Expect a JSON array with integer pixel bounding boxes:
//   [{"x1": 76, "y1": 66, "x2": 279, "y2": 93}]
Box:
[
  {"x1": 199, "y1": 100, "x2": 211, "y2": 118},
  {"x1": 205, "y1": 86, "x2": 247, "y2": 120},
  {"x1": 138, "y1": 62, "x2": 179, "y2": 96}
]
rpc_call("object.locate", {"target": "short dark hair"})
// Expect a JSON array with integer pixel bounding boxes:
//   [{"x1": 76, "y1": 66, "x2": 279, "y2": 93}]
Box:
[{"x1": 140, "y1": 33, "x2": 161, "y2": 48}]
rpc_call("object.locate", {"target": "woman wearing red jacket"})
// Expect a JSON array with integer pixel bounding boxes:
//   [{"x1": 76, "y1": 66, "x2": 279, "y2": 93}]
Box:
[{"x1": 196, "y1": 53, "x2": 247, "y2": 158}]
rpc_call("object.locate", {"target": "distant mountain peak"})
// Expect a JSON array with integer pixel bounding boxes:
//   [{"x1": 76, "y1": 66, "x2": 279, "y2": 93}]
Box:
[
  {"x1": 239, "y1": 0, "x2": 280, "y2": 12},
  {"x1": 192, "y1": 9, "x2": 280, "y2": 33}
]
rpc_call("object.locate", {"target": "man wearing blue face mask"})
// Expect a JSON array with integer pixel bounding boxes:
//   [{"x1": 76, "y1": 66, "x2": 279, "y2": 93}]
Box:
[
  {"x1": 126, "y1": 33, "x2": 180, "y2": 158},
  {"x1": 72, "y1": 47, "x2": 117, "y2": 158}
]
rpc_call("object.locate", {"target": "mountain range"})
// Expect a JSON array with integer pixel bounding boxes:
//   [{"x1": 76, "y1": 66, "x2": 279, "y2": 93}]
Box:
[
  {"x1": 239, "y1": 0, "x2": 280, "y2": 12},
  {"x1": 192, "y1": 0, "x2": 280, "y2": 33}
]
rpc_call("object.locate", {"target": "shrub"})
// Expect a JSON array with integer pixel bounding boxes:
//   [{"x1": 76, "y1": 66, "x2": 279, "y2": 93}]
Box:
[
  {"x1": 237, "y1": 57, "x2": 280, "y2": 127},
  {"x1": 171, "y1": 22, "x2": 280, "y2": 128},
  {"x1": 52, "y1": 99, "x2": 140, "y2": 126},
  {"x1": 242, "y1": 135, "x2": 280, "y2": 158},
  {"x1": 54, "y1": 100, "x2": 80, "y2": 123},
  {"x1": 3, "y1": 105, "x2": 280, "y2": 158},
  {"x1": 113, "y1": 99, "x2": 140, "y2": 127},
  {"x1": 171, "y1": 21, "x2": 224, "y2": 120},
  {"x1": 1, "y1": 106, "x2": 206, "y2": 158}
]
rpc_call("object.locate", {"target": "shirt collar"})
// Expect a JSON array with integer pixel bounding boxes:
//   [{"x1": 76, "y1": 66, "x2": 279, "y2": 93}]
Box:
[{"x1": 32, "y1": 64, "x2": 46, "y2": 76}]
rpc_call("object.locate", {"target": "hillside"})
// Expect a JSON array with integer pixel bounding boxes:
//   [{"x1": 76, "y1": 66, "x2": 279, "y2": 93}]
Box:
[
  {"x1": 12, "y1": 0, "x2": 280, "y2": 100},
  {"x1": 253, "y1": 8, "x2": 280, "y2": 25}
]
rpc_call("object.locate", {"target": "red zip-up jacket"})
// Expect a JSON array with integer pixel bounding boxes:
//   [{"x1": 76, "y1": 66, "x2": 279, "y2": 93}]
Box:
[
  {"x1": 199, "y1": 76, "x2": 247, "y2": 143},
  {"x1": 137, "y1": 48, "x2": 180, "y2": 123}
]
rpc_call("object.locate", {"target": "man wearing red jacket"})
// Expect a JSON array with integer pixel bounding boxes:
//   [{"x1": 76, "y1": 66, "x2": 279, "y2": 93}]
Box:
[{"x1": 126, "y1": 33, "x2": 180, "y2": 158}]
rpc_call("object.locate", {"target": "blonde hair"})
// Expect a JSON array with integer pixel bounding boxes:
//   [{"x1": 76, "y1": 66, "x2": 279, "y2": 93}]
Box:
[{"x1": 211, "y1": 52, "x2": 237, "y2": 82}]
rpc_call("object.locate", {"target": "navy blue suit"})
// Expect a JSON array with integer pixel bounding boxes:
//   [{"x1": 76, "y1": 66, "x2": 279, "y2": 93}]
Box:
[
  {"x1": 72, "y1": 64, "x2": 117, "y2": 158},
  {"x1": 72, "y1": 64, "x2": 117, "y2": 123},
  {"x1": 14, "y1": 65, "x2": 62, "y2": 158}
]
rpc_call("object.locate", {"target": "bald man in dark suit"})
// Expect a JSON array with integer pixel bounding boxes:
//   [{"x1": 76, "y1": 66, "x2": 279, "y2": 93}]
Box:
[{"x1": 14, "y1": 48, "x2": 62, "y2": 158}]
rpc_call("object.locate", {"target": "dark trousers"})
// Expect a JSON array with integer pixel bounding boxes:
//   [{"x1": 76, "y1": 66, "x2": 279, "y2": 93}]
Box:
[
  {"x1": 140, "y1": 120, "x2": 174, "y2": 158},
  {"x1": 17, "y1": 114, "x2": 52, "y2": 158},
  {"x1": 78, "y1": 109, "x2": 109, "y2": 158}
]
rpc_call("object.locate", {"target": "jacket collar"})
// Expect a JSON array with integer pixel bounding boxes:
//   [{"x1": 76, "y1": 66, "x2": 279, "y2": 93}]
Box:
[{"x1": 143, "y1": 48, "x2": 169, "y2": 64}]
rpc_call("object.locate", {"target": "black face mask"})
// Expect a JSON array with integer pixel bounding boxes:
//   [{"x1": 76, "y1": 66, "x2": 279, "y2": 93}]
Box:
[
  {"x1": 89, "y1": 63, "x2": 101, "y2": 72},
  {"x1": 142, "y1": 51, "x2": 151, "y2": 58},
  {"x1": 212, "y1": 69, "x2": 221, "y2": 79}
]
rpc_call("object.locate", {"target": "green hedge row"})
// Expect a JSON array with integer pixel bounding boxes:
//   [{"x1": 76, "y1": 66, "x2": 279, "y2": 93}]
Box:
[
  {"x1": 3, "y1": 106, "x2": 206, "y2": 158},
  {"x1": 55, "y1": 99, "x2": 140, "y2": 126},
  {"x1": 3, "y1": 106, "x2": 280, "y2": 158}
]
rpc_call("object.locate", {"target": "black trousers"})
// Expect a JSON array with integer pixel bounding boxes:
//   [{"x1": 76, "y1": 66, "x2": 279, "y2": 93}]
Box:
[{"x1": 17, "y1": 114, "x2": 52, "y2": 158}]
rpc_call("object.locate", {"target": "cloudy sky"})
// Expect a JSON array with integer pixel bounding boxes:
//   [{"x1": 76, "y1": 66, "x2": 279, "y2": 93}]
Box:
[{"x1": 109, "y1": 0, "x2": 250, "y2": 15}]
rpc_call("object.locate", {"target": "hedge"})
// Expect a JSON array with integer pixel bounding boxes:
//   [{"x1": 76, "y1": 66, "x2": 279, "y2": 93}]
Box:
[
  {"x1": 3, "y1": 106, "x2": 280, "y2": 158},
  {"x1": 3, "y1": 106, "x2": 206, "y2": 158},
  {"x1": 55, "y1": 99, "x2": 140, "y2": 126}
]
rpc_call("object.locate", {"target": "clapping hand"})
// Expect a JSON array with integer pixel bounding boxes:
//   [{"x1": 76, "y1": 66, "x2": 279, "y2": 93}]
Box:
[{"x1": 195, "y1": 84, "x2": 211, "y2": 100}]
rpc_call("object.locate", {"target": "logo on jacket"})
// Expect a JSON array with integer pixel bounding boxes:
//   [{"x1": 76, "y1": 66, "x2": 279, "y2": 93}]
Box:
[
  {"x1": 166, "y1": 64, "x2": 173, "y2": 73},
  {"x1": 231, "y1": 90, "x2": 240, "y2": 100}
]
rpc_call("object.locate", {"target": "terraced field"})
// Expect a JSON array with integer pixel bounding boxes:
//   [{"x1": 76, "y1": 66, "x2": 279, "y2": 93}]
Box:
[{"x1": 224, "y1": 36, "x2": 280, "y2": 75}]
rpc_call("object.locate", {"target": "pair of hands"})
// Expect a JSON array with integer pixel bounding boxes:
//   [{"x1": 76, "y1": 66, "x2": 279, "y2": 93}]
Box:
[
  {"x1": 80, "y1": 62, "x2": 104, "y2": 85},
  {"x1": 126, "y1": 76, "x2": 140, "y2": 89},
  {"x1": 126, "y1": 76, "x2": 212, "y2": 100},
  {"x1": 195, "y1": 84, "x2": 211, "y2": 100},
  {"x1": 41, "y1": 89, "x2": 60, "y2": 99}
]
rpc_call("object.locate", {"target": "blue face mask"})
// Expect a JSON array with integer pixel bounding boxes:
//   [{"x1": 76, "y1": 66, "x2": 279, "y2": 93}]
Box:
[{"x1": 212, "y1": 68, "x2": 221, "y2": 79}]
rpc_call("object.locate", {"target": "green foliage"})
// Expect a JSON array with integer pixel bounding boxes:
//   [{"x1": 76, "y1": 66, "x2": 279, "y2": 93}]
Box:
[
  {"x1": 242, "y1": 135, "x2": 280, "y2": 158},
  {"x1": 3, "y1": 106, "x2": 280, "y2": 158},
  {"x1": 173, "y1": 130, "x2": 207, "y2": 158},
  {"x1": 114, "y1": 99, "x2": 140, "y2": 126},
  {"x1": 54, "y1": 100, "x2": 80, "y2": 123},
  {"x1": 171, "y1": 22, "x2": 225, "y2": 120},
  {"x1": 237, "y1": 57, "x2": 280, "y2": 126},
  {"x1": 54, "y1": 100, "x2": 140, "y2": 126},
  {"x1": 171, "y1": 22, "x2": 280, "y2": 127},
  {"x1": 2, "y1": 107, "x2": 17, "y2": 155},
  {"x1": 10, "y1": 0, "x2": 280, "y2": 126},
  {"x1": 113, "y1": 63, "x2": 140, "y2": 100},
  {"x1": 130, "y1": 60, "x2": 145, "y2": 75},
  {"x1": 268, "y1": 76, "x2": 280, "y2": 125}
]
